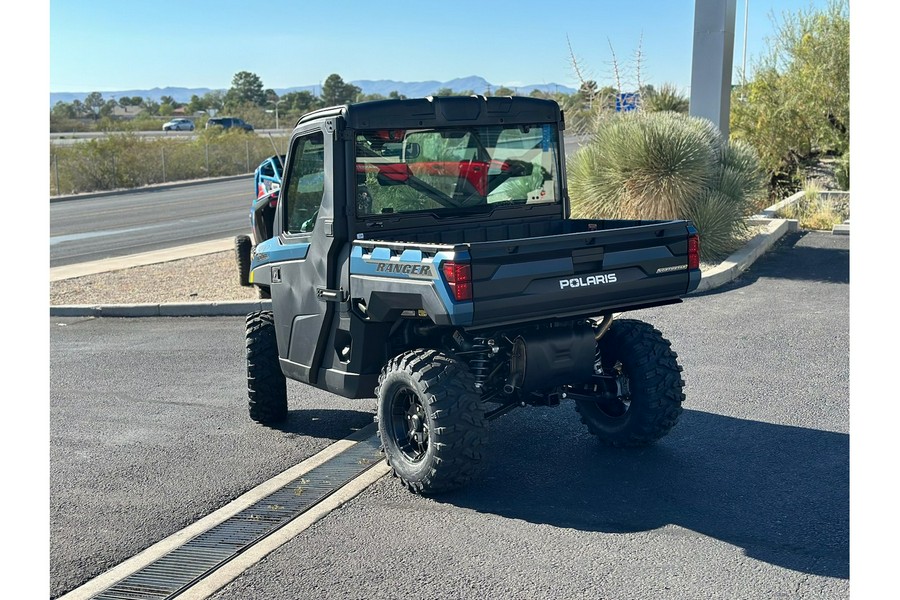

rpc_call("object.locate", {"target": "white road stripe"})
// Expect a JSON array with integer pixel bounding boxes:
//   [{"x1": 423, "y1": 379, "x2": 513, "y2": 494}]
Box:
[
  {"x1": 180, "y1": 462, "x2": 392, "y2": 599},
  {"x1": 58, "y1": 424, "x2": 384, "y2": 600}
]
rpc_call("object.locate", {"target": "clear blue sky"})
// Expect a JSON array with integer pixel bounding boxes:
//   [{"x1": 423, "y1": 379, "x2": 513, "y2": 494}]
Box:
[{"x1": 49, "y1": 0, "x2": 832, "y2": 95}]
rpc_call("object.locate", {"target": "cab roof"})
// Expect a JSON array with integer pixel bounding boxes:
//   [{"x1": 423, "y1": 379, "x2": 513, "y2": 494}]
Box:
[{"x1": 294, "y1": 95, "x2": 563, "y2": 131}]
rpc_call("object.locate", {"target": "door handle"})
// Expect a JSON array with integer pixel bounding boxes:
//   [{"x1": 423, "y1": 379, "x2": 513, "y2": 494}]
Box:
[{"x1": 316, "y1": 287, "x2": 347, "y2": 302}]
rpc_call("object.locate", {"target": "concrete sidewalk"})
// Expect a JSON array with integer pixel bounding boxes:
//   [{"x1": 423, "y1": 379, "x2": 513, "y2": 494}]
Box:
[
  {"x1": 48, "y1": 217, "x2": 800, "y2": 318},
  {"x1": 50, "y1": 238, "x2": 235, "y2": 282}
]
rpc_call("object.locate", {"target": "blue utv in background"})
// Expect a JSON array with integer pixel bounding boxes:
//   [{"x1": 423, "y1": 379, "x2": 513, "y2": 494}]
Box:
[{"x1": 235, "y1": 154, "x2": 285, "y2": 294}]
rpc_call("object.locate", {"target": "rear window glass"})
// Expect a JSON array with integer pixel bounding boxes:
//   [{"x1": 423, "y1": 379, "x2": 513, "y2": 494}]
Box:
[{"x1": 354, "y1": 124, "x2": 560, "y2": 218}]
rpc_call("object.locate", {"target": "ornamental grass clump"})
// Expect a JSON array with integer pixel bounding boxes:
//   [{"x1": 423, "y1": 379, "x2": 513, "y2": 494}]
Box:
[{"x1": 569, "y1": 111, "x2": 766, "y2": 261}]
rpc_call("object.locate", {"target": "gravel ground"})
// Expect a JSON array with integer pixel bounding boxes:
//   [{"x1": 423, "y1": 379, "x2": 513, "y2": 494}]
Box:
[{"x1": 50, "y1": 250, "x2": 260, "y2": 305}]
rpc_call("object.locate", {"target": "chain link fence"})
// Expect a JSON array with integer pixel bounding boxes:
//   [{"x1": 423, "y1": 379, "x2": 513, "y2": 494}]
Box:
[{"x1": 49, "y1": 132, "x2": 290, "y2": 196}]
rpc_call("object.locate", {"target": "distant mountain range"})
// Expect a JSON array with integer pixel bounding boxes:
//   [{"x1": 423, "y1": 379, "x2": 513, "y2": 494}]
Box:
[{"x1": 49, "y1": 76, "x2": 577, "y2": 107}]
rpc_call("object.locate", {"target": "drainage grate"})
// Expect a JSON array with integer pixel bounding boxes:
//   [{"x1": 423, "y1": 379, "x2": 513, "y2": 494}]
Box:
[{"x1": 93, "y1": 434, "x2": 383, "y2": 600}]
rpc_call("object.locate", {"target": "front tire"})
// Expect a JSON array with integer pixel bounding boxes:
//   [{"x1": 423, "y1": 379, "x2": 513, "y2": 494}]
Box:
[
  {"x1": 246, "y1": 310, "x2": 287, "y2": 425},
  {"x1": 573, "y1": 319, "x2": 684, "y2": 446},
  {"x1": 376, "y1": 349, "x2": 487, "y2": 494}
]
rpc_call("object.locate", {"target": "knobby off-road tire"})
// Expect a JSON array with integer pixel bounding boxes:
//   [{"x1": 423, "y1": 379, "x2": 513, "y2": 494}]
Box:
[
  {"x1": 574, "y1": 318, "x2": 684, "y2": 447},
  {"x1": 376, "y1": 349, "x2": 488, "y2": 495},
  {"x1": 235, "y1": 235, "x2": 252, "y2": 287},
  {"x1": 246, "y1": 310, "x2": 287, "y2": 425}
]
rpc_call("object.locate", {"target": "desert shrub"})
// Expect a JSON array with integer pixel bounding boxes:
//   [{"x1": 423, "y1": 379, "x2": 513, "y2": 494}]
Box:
[
  {"x1": 569, "y1": 111, "x2": 766, "y2": 261},
  {"x1": 834, "y1": 153, "x2": 849, "y2": 190},
  {"x1": 50, "y1": 134, "x2": 156, "y2": 193},
  {"x1": 776, "y1": 182, "x2": 848, "y2": 230},
  {"x1": 49, "y1": 131, "x2": 290, "y2": 195}
]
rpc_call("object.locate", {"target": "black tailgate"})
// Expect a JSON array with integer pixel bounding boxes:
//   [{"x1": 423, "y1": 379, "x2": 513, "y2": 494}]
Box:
[{"x1": 467, "y1": 220, "x2": 695, "y2": 327}]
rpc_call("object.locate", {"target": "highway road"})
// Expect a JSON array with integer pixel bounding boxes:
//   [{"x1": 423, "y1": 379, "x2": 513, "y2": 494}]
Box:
[
  {"x1": 49, "y1": 232, "x2": 849, "y2": 599},
  {"x1": 49, "y1": 178, "x2": 251, "y2": 267}
]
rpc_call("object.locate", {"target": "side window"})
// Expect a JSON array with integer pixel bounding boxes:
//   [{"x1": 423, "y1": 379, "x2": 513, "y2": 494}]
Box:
[{"x1": 284, "y1": 131, "x2": 326, "y2": 234}]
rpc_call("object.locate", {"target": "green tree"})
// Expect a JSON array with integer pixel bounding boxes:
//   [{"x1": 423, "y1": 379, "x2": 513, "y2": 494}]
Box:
[
  {"x1": 186, "y1": 94, "x2": 205, "y2": 114},
  {"x1": 264, "y1": 89, "x2": 279, "y2": 104},
  {"x1": 202, "y1": 91, "x2": 225, "y2": 112},
  {"x1": 320, "y1": 74, "x2": 361, "y2": 106},
  {"x1": 71, "y1": 100, "x2": 86, "y2": 118},
  {"x1": 494, "y1": 86, "x2": 516, "y2": 96},
  {"x1": 159, "y1": 95, "x2": 181, "y2": 108},
  {"x1": 99, "y1": 99, "x2": 118, "y2": 118},
  {"x1": 281, "y1": 90, "x2": 317, "y2": 113},
  {"x1": 388, "y1": 91, "x2": 407, "y2": 100},
  {"x1": 84, "y1": 92, "x2": 105, "y2": 119},
  {"x1": 159, "y1": 95, "x2": 178, "y2": 117},
  {"x1": 51, "y1": 101, "x2": 77, "y2": 119},
  {"x1": 730, "y1": 0, "x2": 849, "y2": 186},
  {"x1": 143, "y1": 98, "x2": 160, "y2": 116},
  {"x1": 226, "y1": 71, "x2": 266, "y2": 107}
]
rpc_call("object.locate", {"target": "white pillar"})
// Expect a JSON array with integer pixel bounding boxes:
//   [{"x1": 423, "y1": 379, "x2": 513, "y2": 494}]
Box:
[{"x1": 690, "y1": 0, "x2": 737, "y2": 138}]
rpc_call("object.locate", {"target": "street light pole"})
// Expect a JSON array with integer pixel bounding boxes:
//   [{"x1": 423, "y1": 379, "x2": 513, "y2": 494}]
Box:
[
  {"x1": 271, "y1": 98, "x2": 285, "y2": 130},
  {"x1": 742, "y1": 0, "x2": 749, "y2": 88}
]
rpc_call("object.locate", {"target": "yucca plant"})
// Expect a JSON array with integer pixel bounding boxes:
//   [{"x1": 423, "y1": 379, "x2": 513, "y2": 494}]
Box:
[
  {"x1": 569, "y1": 111, "x2": 765, "y2": 261},
  {"x1": 570, "y1": 112, "x2": 718, "y2": 220}
]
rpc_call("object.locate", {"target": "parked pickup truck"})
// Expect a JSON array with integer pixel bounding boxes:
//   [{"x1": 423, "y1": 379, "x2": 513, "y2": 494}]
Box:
[{"x1": 245, "y1": 95, "x2": 700, "y2": 494}]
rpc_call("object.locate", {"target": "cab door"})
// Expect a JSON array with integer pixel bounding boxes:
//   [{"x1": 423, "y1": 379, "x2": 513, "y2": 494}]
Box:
[{"x1": 269, "y1": 125, "x2": 345, "y2": 384}]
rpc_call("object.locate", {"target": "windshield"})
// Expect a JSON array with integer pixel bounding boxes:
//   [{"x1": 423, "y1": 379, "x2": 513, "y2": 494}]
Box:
[{"x1": 354, "y1": 124, "x2": 560, "y2": 218}]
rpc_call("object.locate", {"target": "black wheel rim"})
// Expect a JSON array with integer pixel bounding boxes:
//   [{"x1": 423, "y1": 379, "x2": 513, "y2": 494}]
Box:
[
  {"x1": 577, "y1": 359, "x2": 632, "y2": 419},
  {"x1": 601, "y1": 360, "x2": 631, "y2": 418},
  {"x1": 388, "y1": 386, "x2": 429, "y2": 463}
]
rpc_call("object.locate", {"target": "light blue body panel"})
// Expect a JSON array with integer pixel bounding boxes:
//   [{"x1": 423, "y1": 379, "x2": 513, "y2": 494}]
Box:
[
  {"x1": 349, "y1": 244, "x2": 473, "y2": 326},
  {"x1": 249, "y1": 237, "x2": 310, "y2": 285}
]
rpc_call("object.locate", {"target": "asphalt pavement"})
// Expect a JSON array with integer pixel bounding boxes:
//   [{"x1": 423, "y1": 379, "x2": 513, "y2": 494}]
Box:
[{"x1": 49, "y1": 230, "x2": 850, "y2": 599}]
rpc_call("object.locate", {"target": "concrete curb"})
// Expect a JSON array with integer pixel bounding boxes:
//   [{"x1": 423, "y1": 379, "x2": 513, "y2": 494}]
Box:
[
  {"x1": 692, "y1": 218, "x2": 797, "y2": 294},
  {"x1": 50, "y1": 300, "x2": 272, "y2": 318},
  {"x1": 756, "y1": 190, "x2": 850, "y2": 219},
  {"x1": 50, "y1": 218, "x2": 795, "y2": 318}
]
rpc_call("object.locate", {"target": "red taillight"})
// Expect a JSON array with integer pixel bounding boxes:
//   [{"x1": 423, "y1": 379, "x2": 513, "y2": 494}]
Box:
[
  {"x1": 442, "y1": 261, "x2": 473, "y2": 302},
  {"x1": 688, "y1": 234, "x2": 700, "y2": 270}
]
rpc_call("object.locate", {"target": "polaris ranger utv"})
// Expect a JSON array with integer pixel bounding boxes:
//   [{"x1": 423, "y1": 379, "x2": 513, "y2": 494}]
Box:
[{"x1": 245, "y1": 95, "x2": 701, "y2": 494}]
